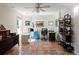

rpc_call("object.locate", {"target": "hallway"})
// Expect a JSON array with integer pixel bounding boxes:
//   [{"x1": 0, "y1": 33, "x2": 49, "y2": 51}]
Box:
[{"x1": 21, "y1": 41, "x2": 74, "y2": 55}]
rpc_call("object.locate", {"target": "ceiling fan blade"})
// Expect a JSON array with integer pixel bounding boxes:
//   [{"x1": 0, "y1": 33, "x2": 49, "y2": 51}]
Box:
[
  {"x1": 35, "y1": 3, "x2": 43, "y2": 8},
  {"x1": 36, "y1": 3, "x2": 42, "y2": 5},
  {"x1": 40, "y1": 8, "x2": 45, "y2": 11},
  {"x1": 24, "y1": 7, "x2": 34, "y2": 8},
  {"x1": 40, "y1": 5, "x2": 50, "y2": 8},
  {"x1": 32, "y1": 8, "x2": 39, "y2": 12},
  {"x1": 35, "y1": 3, "x2": 37, "y2": 8}
]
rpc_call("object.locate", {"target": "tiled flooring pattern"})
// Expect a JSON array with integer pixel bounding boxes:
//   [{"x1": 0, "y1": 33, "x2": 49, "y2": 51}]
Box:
[{"x1": 21, "y1": 41, "x2": 73, "y2": 55}]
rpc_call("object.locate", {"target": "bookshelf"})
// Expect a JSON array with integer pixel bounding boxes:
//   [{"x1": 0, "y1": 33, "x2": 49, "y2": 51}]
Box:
[
  {"x1": 59, "y1": 14, "x2": 72, "y2": 43},
  {"x1": 58, "y1": 14, "x2": 74, "y2": 52}
]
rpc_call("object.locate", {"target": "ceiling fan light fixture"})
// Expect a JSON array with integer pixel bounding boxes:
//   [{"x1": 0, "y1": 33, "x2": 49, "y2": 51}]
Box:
[{"x1": 25, "y1": 3, "x2": 50, "y2": 13}]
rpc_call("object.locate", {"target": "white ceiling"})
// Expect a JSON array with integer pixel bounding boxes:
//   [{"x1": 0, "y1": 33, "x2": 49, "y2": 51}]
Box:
[{"x1": 0, "y1": 3, "x2": 79, "y2": 15}]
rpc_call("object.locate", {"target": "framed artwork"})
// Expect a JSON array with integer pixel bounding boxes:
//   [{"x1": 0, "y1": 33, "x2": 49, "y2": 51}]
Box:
[
  {"x1": 36, "y1": 21, "x2": 44, "y2": 27},
  {"x1": 25, "y1": 21, "x2": 30, "y2": 26},
  {"x1": 48, "y1": 21, "x2": 53, "y2": 26}
]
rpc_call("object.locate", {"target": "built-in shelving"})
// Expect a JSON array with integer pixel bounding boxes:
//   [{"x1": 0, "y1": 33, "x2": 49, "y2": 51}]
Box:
[{"x1": 58, "y1": 14, "x2": 74, "y2": 52}]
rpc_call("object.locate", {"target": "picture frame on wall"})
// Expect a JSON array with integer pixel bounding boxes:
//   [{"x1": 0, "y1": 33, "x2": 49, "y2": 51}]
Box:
[
  {"x1": 25, "y1": 21, "x2": 30, "y2": 26},
  {"x1": 48, "y1": 21, "x2": 53, "y2": 26},
  {"x1": 36, "y1": 21, "x2": 44, "y2": 27}
]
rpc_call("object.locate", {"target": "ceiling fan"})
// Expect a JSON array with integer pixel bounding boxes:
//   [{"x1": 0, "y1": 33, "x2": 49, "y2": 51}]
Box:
[{"x1": 24, "y1": 3, "x2": 50, "y2": 12}]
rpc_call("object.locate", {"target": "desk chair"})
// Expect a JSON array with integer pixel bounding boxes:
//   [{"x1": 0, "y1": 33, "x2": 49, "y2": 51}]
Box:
[
  {"x1": 34, "y1": 31, "x2": 39, "y2": 40},
  {"x1": 41, "y1": 28, "x2": 48, "y2": 41}
]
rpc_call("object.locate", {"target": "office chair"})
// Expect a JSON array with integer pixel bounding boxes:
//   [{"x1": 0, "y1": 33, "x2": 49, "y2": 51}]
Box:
[{"x1": 41, "y1": 28, "x2": 48, "y2": 41}]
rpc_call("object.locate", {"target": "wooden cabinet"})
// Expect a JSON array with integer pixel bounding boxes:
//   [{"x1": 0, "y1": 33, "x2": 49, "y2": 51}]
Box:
[{"x1": 59, "y1": 14, "x2": 72, "y2": 43}]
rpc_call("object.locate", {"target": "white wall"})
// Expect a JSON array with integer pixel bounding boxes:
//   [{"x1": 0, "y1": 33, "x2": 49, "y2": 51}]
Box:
[
  {"x1": 60, "y1": 7, "x2": 79, "y2": 55},
  {"x1": 21, "y1": 12, "x2": 59, "y2": 35},
  {"x1": 0, "y1": 5, "x2": 17, "y2": 33},
  {"x1": 1, "y1": 4, "x2": 79, "y2": 55},
  {"x1": 60, "y1": 8, "x2": 79, "y2": 54},
  {"x1": 72, "y1": 9, "x2": 79, "y2": 54},
  {"x1": 21, "y1": 9, "x2": 73, "y2": 36}
]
